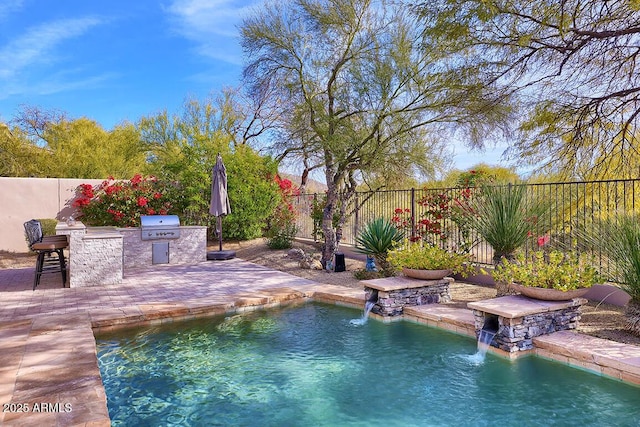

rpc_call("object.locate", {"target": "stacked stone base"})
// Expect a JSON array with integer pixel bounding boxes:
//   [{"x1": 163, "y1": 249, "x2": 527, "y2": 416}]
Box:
[
  {"x1": 363, "y1": 277, "x2": 452, "y2": 317},
  {"x1": 469, "y1": 296, "x2": 586, "y2": 353}
]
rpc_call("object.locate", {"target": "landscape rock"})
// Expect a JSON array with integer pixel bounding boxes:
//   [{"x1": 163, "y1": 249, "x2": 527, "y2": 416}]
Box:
[
  {"x1": 299, "y1": 254, "x2": 323, "y2": 270},
  {"x1": 287, "y1": 248, "x2": 305, "y2": 260}
]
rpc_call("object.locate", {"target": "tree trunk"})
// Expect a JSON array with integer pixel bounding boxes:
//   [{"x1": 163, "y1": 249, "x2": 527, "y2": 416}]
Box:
[
  {"x1": 374, "y1": 255, "x2": 395, "y2": 277},
  {"x1": 320, "y1": 190, "x2": 338, "y2": 268},
  {"x1": 624, "y1": 299, "x2": 640, "y2": 337}
]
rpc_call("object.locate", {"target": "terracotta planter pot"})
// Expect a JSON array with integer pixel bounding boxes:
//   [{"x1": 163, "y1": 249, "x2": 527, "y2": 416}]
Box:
[
  {"x1": 402, "y1": 268, "x2": 452, "y2": 280},
  {"x1": 510, "y1": 282, "x2": 590, "y2": 301}
]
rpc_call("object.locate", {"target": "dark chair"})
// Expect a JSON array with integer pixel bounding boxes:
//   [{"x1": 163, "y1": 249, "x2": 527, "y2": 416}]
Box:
[{"x1": 23, "y1": 219, "x2": 68, "y2": 290}]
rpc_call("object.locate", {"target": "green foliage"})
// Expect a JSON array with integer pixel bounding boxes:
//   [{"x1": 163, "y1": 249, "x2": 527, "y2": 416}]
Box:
[
  {"x1": 492, "y1": 251, "x2": 601, "y2": 291},
  {"x1": 387, "y1": 242, "x2": 474, "y2": 276},
  {"x1": 241, "y1": 0, "x2": 504, "y2": 265},
  {"x1": 8, "y1": 107, "x2": 147, "y2": 179},
  {"x1": 355, "y1": 218, "x2": 405, "y2": 275},
  {"x1": 592, "y1": 214, "x2": 640, "y2": 302},
  {"x1": 266, "y1": 227, "x2": 298, "y2": 249},
  {"x1": 416, "y1": 0, "x2": 640, "y2": 178},
  {"x1": 265, "y1": 176, "x2": 300, "y2": 249},
  {"x1": 0, "y1": 123, "x2": 48, "y2": 177},
  {"x1": 463, "y1": 183, "x2": 551, "y2": 263},
  {"x1": 224, "y1": 146, "x2": 281, "y2": 240},
  {"x1": 37, "y1": 219, "x2": 59, "y2": 237},
  {"x1": 44, "y1": 119, "x2": 148, "y2": 179},
  {"x1": 140, "y1": 99, "x2": 281, "y2": 241},
  {"x1": 353, "y1": 269, "x2": 384, "y2": 280},
  {"x1": 355, "y1": 218, "x2": 405, "y2": 258}
]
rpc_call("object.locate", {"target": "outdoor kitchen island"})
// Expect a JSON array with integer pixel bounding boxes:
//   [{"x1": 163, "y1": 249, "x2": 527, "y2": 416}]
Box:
[{"x1": 56, "y1": 217, "x2": 207, "y2": 287}]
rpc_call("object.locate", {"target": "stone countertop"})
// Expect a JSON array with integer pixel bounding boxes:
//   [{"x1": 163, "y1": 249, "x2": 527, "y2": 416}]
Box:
[
  {"x1": 55, "y1": 220, "x2": 86, "y2": 232},
  {"x1": 362, "y1": 275, "x2": 453, "y2": 291},
  {"x1": 468, "y1": 295, "x2": 587, "y2": 319}
]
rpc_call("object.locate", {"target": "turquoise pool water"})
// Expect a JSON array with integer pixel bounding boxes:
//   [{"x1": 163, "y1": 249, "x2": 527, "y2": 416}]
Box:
[{"x1": 96, "y1": 302, "x2": 640, "y2": 426}]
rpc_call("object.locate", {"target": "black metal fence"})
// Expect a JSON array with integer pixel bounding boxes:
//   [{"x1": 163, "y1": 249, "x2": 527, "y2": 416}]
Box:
[{"x1": 292, "y1": 179, "x2": 640, "y2": 277}]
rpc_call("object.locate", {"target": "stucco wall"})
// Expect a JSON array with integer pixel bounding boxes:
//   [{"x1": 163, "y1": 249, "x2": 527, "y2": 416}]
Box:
[{"x1": 0, "y1": 177, "x2": 103, "y2": 252}]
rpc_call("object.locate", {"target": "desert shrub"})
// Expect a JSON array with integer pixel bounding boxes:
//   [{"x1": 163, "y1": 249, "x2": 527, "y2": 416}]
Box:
[
  {"x1": 265, "y1": 176, "x2": 300, "y2": 249},
  {"x1": 73, "y1": 175, "x2": 182, "y2": 227},
  {"x1": 220, "y1": 147, "x2": 281, "y2": 240},
  {"x1": 38, "y1": 218, "x2": 59, "y2": 236}
]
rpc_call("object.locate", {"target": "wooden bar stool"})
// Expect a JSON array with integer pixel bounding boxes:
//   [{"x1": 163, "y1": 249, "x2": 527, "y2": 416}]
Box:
[{"x1": 23, "y1": 220, "x2": 69, "y2": 290}]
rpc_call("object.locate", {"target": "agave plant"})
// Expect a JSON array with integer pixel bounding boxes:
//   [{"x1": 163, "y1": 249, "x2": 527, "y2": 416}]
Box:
[
  {"x1": 355, "y1": 217, "x2": 405, "y2": 275},
  {"x1": 592, "y1": 213, "x2": 640, "y2": 336}
]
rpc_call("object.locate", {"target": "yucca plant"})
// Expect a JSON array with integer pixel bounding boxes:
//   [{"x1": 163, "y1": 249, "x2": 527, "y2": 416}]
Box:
[
  {"x1": 464, "y1": 184, "x2": 551, "y2": 262},
  {"x1": 355, "y1": 217, "x2": 405, "y2": 276},
  {"x1": 463, "y1": 183, "x2": 551, "y2": 295},
  {"x1": 592, "y1": 213, "x2": 640, "y2": 336}
]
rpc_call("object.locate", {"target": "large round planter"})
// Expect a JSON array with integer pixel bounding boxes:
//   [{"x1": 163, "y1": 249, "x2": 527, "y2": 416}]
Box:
[
  {"x1": 510, "y1": 283, "x2": 590, "y2": 301},
  {"x1": 402, "y1": 267, "x2": 452, "y2": 280}
]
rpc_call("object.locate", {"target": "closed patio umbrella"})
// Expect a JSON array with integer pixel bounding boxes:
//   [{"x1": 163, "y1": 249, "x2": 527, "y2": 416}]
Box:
[{"x1": 207, "y1": 154, "x2": 235, "y2": 260}]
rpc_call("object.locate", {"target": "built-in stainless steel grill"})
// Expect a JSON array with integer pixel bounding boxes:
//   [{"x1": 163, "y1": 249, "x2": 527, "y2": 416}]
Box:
[{"x1": 140, "y1": 215, "x2": 181, "y2": 241}]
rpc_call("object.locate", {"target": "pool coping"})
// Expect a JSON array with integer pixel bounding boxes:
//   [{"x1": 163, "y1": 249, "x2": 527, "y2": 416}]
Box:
[{"x1": 1, "y1": 266, "x2": 640, "y2": 426}]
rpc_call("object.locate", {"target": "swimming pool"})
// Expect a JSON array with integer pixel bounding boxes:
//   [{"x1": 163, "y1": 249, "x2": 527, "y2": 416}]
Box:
[{"x1": 96, "y1": 302, "x2": 640, "y2": 426}]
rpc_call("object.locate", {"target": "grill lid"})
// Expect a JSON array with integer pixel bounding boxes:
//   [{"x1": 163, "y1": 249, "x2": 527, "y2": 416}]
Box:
[
  {"x1": 140, "y1": 215, "x2": 180, "y2": 229},
  {"x1": 140, "y1": 215, "x2": 181, "y2": 240}
]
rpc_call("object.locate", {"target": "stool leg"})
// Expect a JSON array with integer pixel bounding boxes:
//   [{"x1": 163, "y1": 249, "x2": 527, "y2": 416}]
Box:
[
  {"x1": 57, "y1": 249, "x2": 67, "y2": 286},
  {"x1": 34, "y1": 252, "x2": 45, "y2": 291}
]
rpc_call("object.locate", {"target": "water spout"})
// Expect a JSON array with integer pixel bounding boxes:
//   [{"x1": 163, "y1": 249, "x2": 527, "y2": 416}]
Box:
[
  {"x1": 476, "y1": 329, "x2": 496, "y2": 356},
  {"x1": 475, "y1": 316, "x2": 498, "y2": 361},
  {"x1": 465, "y1": 316, "x2": 498, "y2": 364},
  {"x1": 350, "y1": 292, "x2": 378, "y2": 325}
]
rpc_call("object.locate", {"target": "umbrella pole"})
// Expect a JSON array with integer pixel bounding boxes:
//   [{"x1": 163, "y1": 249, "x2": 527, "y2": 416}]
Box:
[{"x1": 218, "y1": 216, "x2": 223, "y2": 251}]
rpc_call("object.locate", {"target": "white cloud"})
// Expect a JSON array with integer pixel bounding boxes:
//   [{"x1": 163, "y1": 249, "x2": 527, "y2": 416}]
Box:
[
  {"x1": 165, "y1": 0, "x2": 256, "y2": 64},
  {"x1": 0, "y1": 0, "x2": 24, "y2": 21},
  {"x1": 0, "y1": 17, "x2": 102, "y2": 79},
  {"x1": 0, "y1": 70, "x2": 119, "y2": 101}
]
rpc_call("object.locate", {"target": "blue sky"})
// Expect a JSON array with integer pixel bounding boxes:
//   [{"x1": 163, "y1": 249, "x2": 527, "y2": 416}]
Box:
[
  {"x1": 0, "y1": 0, "x2": 254, "y2": 127},
  {"x1": 0, "y1": 0, "x2": 510, "y2": 173}
]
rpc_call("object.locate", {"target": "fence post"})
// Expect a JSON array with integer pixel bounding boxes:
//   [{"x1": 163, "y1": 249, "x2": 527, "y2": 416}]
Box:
[
  {"x1": 312, "y1": 193, "x2": 318, "y2": 242},
  {"x1": 411, "y1": 188, "x2": 416, "y2": 239},
  {"x1": 353, "y1": 192, "x2": 360, "y2": 243}
]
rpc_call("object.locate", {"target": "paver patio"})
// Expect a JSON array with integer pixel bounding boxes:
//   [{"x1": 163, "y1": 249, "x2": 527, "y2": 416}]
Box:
[{"x1": 0, "y1": 258, "x2": 638, "y2": 426}]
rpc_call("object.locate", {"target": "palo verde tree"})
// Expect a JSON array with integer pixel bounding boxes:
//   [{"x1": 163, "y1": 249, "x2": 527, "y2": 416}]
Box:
[
  {"x1": 0, "y1": 122, "x2": 47, "y2": 177},
  {"x1": 139, "y1": 97, "x2": 281, "y2": 240},
  {"x1": 240, "y1": 0, "x2": 507, "y2": 266},
  {"x1": 416, "y1": 0, "x2": 640, "y2": 178},
  {"x1": 7, "y1": 106, "x2": 146, "y2": 179}
]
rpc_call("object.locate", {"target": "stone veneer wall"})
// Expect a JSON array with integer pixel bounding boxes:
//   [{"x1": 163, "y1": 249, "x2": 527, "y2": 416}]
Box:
[
  {"x1": 69, "y1": 234, "x2": 123, "y2": 287},
  {"x1": 473, "y1": 306, "x2": 582, "y2": 353},
  {"x1": 56, "y1": 223, "x2": 124, "y2": 287},
  {"x1": 56, "y1": 223, "x2": 207, "y2": 287},
  {"x1": 365, "y1": 278, "x2": 452, "y2": 317},
  {"x1": 119, "y1": 226, "x2": 207, "y2": 269}
]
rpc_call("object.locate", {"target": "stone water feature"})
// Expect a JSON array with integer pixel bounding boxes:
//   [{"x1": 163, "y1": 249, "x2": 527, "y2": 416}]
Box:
[
  {"x1": 362, "y1": 276, "x2": 453, "y2": 317},
  {"x1": 468, "y1": 295, "x2": 586, "y2": 354}
]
